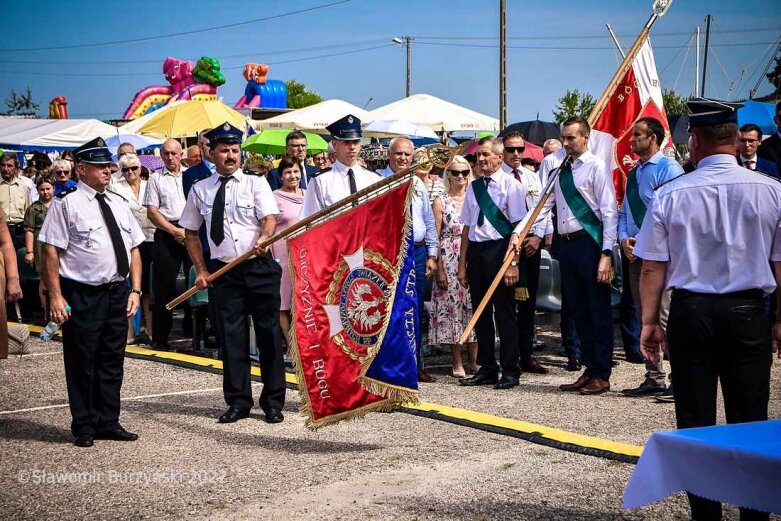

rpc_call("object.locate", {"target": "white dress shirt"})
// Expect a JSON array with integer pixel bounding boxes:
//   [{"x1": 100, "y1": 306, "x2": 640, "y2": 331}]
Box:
[
  {"x1": 179, "y1": 170, "x2": 279, "y2": 263},
  {"x1": 300, "y1": 160, "x2": 380, "y2": 218},
  {"x1": 38, "y1": 181, "x2": 145, "y2": 285},
  {"x1": 142, "y1": 168, "x2": 186, "y2": 221},
  {"x1": 635, "y1": 154, "x2": 781, "y2": 295},
  {"x1": 531, "y1": 149, "x2": 617, "y2": 251},
  {"x1": 460, "y1": 168, "x2": 527, "y2": 242},
  {"x1": 501, "y1": 162, "x2": 552, "y2": 237},
  {"x1": 112, "y1": 178, "x2": 155, "y2": 242},
  {"x1": 411, "y1": 176, "x2": 438, "y2": 256}
]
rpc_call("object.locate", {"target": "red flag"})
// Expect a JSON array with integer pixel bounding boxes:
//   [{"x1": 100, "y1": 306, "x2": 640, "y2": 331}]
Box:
[
  {"x1": 590, "y1": 39, "x2": 675, "y2": 205},
  {"x1": 288, "y1": 182, "x2": 418, "y2": 429}
]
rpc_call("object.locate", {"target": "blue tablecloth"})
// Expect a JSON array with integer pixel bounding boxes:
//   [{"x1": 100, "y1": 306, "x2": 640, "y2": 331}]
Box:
[{"x1": 624, "y1": 420, "x2": 781, "y2": 514}]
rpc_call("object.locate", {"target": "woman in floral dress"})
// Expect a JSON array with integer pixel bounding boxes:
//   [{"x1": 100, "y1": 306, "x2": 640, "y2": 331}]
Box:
[{"x1": 430, "y1": 155, "x2": 478, "y2": 378}]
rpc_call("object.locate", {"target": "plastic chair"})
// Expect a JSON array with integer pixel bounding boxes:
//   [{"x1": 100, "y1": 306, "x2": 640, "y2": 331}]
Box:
[
  {"x1": 187, "y1": 266, "x2": 210, "y2": 351},
  {"x1": 535, "y1": 249, "x2": 562, "y2": 313}
]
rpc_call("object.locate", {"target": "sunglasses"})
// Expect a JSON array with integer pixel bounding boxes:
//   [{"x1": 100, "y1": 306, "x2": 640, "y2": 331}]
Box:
[
  {"x1": 448, "y1": 169, "x2": 470, "y2": 177},
  {"x1": 121, "y1": 166, "x2": 140, "y2": 173},
  {"x1": 53, "y1": 170, "x2": 70, "y2": 175},
  {"x1": 504, "y1": 146, "x2": 525, "y2": 154}
]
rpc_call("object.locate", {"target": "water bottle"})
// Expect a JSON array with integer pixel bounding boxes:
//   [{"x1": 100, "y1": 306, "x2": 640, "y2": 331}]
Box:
[{"x1": 40, "y1": 305, "x2": 71, "y2": 341}]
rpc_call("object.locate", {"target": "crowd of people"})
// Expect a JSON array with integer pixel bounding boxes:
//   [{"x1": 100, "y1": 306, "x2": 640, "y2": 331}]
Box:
[{"x1": 1, "y1": 97, "x2": 780, "y2": 520}]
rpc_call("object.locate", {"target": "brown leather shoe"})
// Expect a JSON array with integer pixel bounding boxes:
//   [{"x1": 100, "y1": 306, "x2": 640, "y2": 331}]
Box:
[
  {"x1": 579, "y1": 378, "x2": 610, "y2": 395},
  {"x1": 559, "y1": 373, "x2": 592, "y2": 392},
  {"x1": 418, "y1": 369, "x2": 436, "y2": 383},
  {"x1": 520, "y1": 356, "x2": 549, "y2": 375}
]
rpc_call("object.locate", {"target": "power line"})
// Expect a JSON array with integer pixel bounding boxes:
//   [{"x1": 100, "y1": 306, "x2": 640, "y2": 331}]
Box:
[
  {"x1": 0, "y1": 0, "x2": 352, "y2": 52},
  {"x1": 415, "y1": 27, "x2": 781, "y2": 41},
  {"x1": 0, "y1": 44, "x2": 393, "y2": 78},
  {"x1": 414, "y1": 41, "x2": 776, "y2": 50},
  {"x1": 0, "y1": 38, "x2": 388, "y2": 66}
]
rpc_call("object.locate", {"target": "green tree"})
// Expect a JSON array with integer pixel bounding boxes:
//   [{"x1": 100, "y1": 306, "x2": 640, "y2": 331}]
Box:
[
  {"x1": 2, "y1": 87, "x2": 39, "y2": 116},
  {"x1": 662, "y1": 88, "x2": 688, "y2": 116},
  {"x1": 285, "y1": 80, "x2": 323, "y2": 109},
  {"x1": 552, "y1": 89, "x2": 595, "y2": 123},
  {"x1": 767, "y1": 56, "x2": 781, "y2": 95}
]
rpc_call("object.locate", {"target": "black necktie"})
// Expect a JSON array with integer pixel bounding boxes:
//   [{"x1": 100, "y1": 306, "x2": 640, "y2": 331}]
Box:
[
  {"x1": 300, "y1": 162, "x2": 307, "y2": 189},
  {"x1": 477, "y1": 176, "x2": 491, "y2": 226},
  {"x1": 512, "y1": 168, "x2": 521, "y2": 182},
  {"x1": 95, "y1": 193, "x2": 129, "y2": 277},
  {"x1": 347, "y1": 168, "x2": 357, "y2": 194},
  {"x1": 210, "y1": 175, "x2": 232, "y2": 246}
]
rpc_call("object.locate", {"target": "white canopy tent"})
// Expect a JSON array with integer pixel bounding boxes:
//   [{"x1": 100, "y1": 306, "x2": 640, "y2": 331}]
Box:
[
  {"x1": 252, "y1": 99, "x2": 368, "y2": 132},
  {"x1": 366, "y1": 94, "x2": 499, "y2": 132},
  {"x1": 0, "y1": 118, "x2": 122, "y2": 151}
]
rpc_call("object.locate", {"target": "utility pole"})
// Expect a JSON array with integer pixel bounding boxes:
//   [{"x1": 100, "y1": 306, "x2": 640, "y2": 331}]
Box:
[
  {"x1": 499, "y1": 0, "x2": 507, "y2": 129},
  {"x1": 695, "y1": 26, "x2": 700, "y2": 97},
  {"x1": 392, "y1": 36, "x2": 414, "y2": 97},
  {"x1": 701, "y1": 14, "x2": 711, "y2": 97}
]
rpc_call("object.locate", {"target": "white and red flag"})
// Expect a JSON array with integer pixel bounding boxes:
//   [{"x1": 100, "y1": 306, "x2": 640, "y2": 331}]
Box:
[{"x1": 589, "y1": 38, "x2": 675, "y2": 205}]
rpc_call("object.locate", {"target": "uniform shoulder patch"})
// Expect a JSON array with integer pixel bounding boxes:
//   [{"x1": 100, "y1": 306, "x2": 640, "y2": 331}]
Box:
[
  {"x1": 310, "y1": 167, "x2": 331, "y2": 179},
  {"x1": 56, "y1": 186, "x2": 77, "y2": 198},
  {"x1": 107, "y1": 189, "x2": 128, "y2": 202}
]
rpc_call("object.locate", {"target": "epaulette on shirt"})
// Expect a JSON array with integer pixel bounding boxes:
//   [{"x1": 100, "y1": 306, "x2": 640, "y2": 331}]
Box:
[
  {"x1": 56, "y1": 186, "x2": 77, "y2": 198},
  {"x1": 107, "y1": 189, "x2": 128, "y2": 202},
  {"x1": 310, "y1": 167, "x2": 331, "y2": 179}
]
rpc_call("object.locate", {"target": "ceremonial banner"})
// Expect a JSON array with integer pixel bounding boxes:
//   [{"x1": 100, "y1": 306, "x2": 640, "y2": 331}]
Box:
[
  {"x1": 288, "y1": 182, "x2": 419, "y2": 429},
  {"x1": 590, "y1": 38, "x2": 675, "y2": 205}
]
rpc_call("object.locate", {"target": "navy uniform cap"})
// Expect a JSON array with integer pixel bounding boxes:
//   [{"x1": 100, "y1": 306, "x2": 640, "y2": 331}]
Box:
[
  {"x1": 73, "y1": 137, "x2": 113, "y2": 165},
  {"x1": 326, "y1": 114, "x2": 362, "y2": 141},
  {"x1": 204, "y1": 122, "x2": 243, "y2": 146},
  {"x1": 687, "y1": 97, "x2": 743, "y2": 127}
]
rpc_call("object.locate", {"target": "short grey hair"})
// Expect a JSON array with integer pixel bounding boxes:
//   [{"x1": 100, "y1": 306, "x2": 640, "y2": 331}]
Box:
[
  {"x1": 117, "y1": 153, "x2": 141, "y2": 170},
  {"x1": 543, "y1": 139, "x2": 562, "y2": 150},
  {"x1": 50, "y1": 159, "x2": 72, "y2": 172},
  {"x1": 389, "y1": 137, "x2": 413, "y2": 152},
  {"x1": 478, "y1": 136, "x2": 503, "y2": 156}
]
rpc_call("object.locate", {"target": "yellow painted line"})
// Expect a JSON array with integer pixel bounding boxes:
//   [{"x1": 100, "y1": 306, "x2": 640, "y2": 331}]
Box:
[{"x1": 21, "y1": 324, "x2": 642, "y2": 460}]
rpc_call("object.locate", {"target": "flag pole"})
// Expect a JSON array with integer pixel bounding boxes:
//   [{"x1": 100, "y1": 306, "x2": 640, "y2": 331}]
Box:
[
  {"x1": 456, "y1": 0, "x2": 673, "y2": 345},
  {"x1": 587, "y1": 0, "x2": 672, "y2": 125}
]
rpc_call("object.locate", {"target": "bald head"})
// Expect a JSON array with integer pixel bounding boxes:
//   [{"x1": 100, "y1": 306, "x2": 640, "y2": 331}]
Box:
[
  {"x1": 162, "y1": 138, "x2": 183, "y2": 173},
  {"x1": 388, "y1": 137, "x2": 414, "y2": 173}
]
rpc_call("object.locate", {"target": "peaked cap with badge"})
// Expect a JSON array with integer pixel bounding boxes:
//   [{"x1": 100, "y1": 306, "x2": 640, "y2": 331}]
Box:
[
  {"x1": 73, "y1": 137, "x2": 114, "y2": 165},
  {"x1": 326, "y1": 114, "x2": 362, "y2": 141},
  {"x1": 687, "y1": 97, "x2": 744, "y2": 127},
  {"x1": 204, "y1": 122, "x2": 243, "y2": 147}
]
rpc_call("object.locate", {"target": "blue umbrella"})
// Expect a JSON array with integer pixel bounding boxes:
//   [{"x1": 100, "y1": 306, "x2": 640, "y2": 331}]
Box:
[
  {"x1": 738, "y1": 101, "x2": 777, "y2": 135},
  {"x1": 104, "y1": 133, "x2": 163, "y2": 157}
]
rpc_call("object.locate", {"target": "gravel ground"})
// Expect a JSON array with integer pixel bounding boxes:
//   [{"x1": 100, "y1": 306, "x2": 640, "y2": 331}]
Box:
[{"x1": 0, "y1": 324, "x2": 778, "y2": 520}]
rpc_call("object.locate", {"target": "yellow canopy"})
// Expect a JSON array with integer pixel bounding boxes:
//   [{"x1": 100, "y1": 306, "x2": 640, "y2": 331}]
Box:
[{"x1": 136, "y1": 100, "x2": 246, "y2": 138}]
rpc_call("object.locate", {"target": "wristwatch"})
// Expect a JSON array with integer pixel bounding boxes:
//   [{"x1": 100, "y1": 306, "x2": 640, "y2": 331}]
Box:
[
  {"x1": 510, "y1": 259, "x2": 518, "y2": 267},
  {"x1": 130, "y1": 289, "x2": 143, "y2": 296}
]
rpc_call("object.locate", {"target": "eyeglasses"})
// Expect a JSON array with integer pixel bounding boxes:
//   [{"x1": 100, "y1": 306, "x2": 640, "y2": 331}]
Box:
[
  {"x1": 504, "y1": 146, "x2": 525, "y2": 154},
  {"x1": 447, "y1": 169, "x2": 470, "y2": 177},
  {"x1": 53, "y1": 170, "x2": 70, "y2": 175},
  {"x1": 121, "y1": 166, "x2": 140, "y2": 173}
]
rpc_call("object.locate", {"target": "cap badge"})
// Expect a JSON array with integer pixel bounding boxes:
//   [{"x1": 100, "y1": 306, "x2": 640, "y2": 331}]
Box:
[
  {"x1": 223, "y1": 122, "x2": 230, "y2": 131},
  {"x1": 347, "y1": 116, "x2": 353, "y2": 124},
  {"x1": 97, "y1": 138, "x2": 105, "y2": 147}
]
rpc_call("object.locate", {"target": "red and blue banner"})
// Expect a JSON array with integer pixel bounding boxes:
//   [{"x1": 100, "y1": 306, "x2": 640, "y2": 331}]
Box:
[{"x1": 288, "y1": 182, "x2": 419, "y2": 429}]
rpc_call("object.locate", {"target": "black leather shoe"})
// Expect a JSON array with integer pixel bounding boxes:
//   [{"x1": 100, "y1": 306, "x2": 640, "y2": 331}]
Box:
[
  {"x1": 264, "y1": 407, "x2": 284, "y2": 424},
  {"x1": 74, "y1": 434, "x2": 94, "y2": 447},
  {"x1": 218, "y1": 407, "x2": 250, "y2": 423},
  {"x1": 494, "y1": 375, "x2": 519, "y2": 390},
  {"x1": 95, "y1": 426, "x2": 138, "y2": 441},
  {"x1": 625, "y1": 352, "x2": 646, "y2": 364},
  {"x1": 459, "y1": 369, "x2": 499, "y2": 386},
  {"x1": 622, "y1": 379, "x2": 666, "y2": 397},
  {"x1": 565, "y1": 358, "x2": 582, "y2": 372}
]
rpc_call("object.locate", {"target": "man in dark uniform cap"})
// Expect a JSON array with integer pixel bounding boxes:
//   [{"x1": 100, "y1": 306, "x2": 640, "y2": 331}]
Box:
[
  {"x1": 300, "y1": 114, "x2": 380, "y2": 218},
  {"x1": 180, "y1": 122, "x2": 286, "y2": 424},
  {"x1": 39, "y1": 137, "x2": 146, "y2": 447},
  {"x1": 636, "y1": 98, "x2": 781, "y2": 521}
]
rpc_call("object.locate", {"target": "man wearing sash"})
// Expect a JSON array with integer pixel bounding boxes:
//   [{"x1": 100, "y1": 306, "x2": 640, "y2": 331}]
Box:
[
  {"x1": 500, "y1": 131, "x2": 551, "y2": 375},
  {"x1": 618, "y1": 117, "x2": 683, "y2": 397},
  {"x1": 457, "y1": 137, "x2": 528, "y2": 390},
  {"x1": 514, "y1": 117, "x2": 617, "y2": 395}
]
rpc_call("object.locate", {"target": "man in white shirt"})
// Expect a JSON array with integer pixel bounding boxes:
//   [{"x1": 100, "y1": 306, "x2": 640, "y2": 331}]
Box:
[
  {"x1": 300, "y1": 114, "x2": 380, "y2": 219},
  {"x1": 513, "y1": 117, "x2": 617, "y2": 395},
  {"x1": 378, "y1": 137, "x2": 414, "y2": 178},
  {"x1": 143, "y1": 138, "x2": 190, "y2": 350}
]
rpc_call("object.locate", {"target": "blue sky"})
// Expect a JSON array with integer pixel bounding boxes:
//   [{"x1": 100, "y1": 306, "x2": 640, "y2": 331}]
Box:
[{"x1": 1, "y1": 0, "x2": 779, "y2": 123}]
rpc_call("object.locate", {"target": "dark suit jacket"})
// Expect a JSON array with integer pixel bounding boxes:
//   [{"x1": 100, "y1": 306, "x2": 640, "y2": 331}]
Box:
[
  {"x1": 183, "y1": 161, "x2": 213, "y2": 197},
  {"x1": 757, "y1": 133, "x2": 781, "y2": 175},
  {"x1": 267, "y1": 162, "x2": 319, "y2": 190},
  {"x1": 738, "y1": 154, "x2": 780, "y2": 179}
]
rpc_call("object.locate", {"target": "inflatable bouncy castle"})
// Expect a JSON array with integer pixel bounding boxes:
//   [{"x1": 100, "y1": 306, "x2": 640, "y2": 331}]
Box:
[
  {"x1": 234, "y1": 63, "x2": 287, "y2": 109},
  {"x1": 122, "y1": 56, "x2": 226, "y2": 120},
  {"x1": 48, "y1": 96, "x2": 68, "y2": 119}
]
